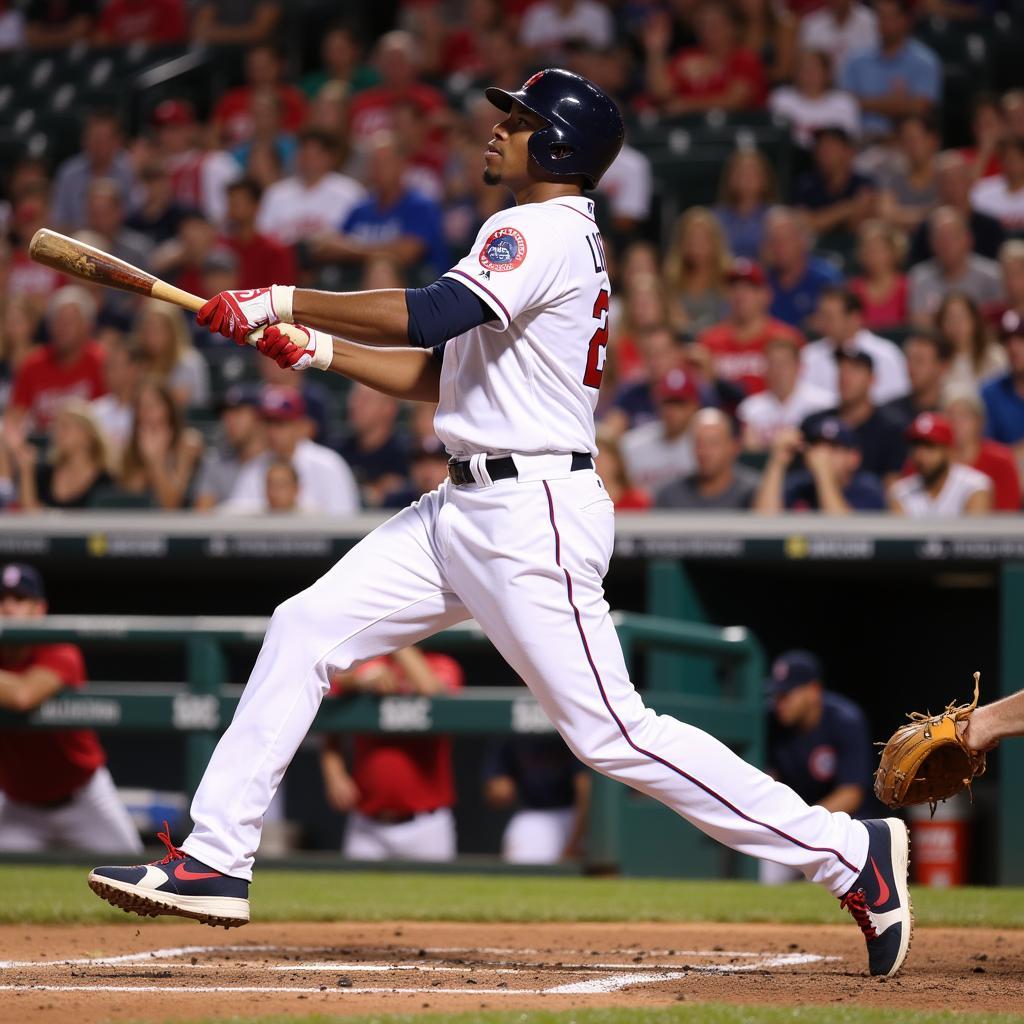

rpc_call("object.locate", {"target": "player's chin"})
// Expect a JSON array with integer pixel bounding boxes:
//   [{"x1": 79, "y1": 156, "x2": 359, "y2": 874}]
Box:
[{"x1": 482, "y1": 168, "x2": 502, "y2": 186}]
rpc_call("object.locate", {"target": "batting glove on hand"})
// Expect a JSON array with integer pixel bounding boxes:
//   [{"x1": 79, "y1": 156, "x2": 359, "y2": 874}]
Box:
[
  {"x1": 197, "y1": 285, "x2": 295, "y2": 344},
  {"x1": 248, "y1": 323, "x2": 334, "y2": 371}
]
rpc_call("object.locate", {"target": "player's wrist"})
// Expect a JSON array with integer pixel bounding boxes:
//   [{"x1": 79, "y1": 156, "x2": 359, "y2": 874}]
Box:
[{"x1": 269, "y1": 284, "x2": 295, "y2": 324}]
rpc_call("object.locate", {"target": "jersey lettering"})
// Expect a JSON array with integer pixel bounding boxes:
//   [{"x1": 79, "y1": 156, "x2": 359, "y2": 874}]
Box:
[
  {"x1": 586, "y1": 232, "x2": 606, "y2": 274},
  {"x1": 582, "y1": 288, "x2": 610, "y2": 389}
]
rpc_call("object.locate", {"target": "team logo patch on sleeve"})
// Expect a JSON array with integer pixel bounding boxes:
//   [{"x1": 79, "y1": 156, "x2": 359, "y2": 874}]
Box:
[{"x1": 479, "y1": 227, "x2": 527, "y2": 272}]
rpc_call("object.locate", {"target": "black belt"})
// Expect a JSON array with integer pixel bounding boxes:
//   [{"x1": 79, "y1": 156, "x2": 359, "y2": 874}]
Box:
[{"x1": 447, "y1": 452, "x2": 593, "y2": 487}]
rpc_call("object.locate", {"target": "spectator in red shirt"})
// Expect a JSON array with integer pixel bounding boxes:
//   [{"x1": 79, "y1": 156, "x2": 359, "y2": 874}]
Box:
[
  {"x1": 222, "y1": 178, "x2": 296, "y2": 290},
  {"x1": 93, "y1": 0, "x2": 187, "y2": 44},
  {"x1": 849, "y1": 219, "x2": 908, "y2": 330},
  {"x1": 644, "y1": 1, "x2": 767, "y2": 116},
  {"x1": 6, "y1": 188, "x2": 63, "y2": 318},
  {"x1": 8, "y1": 287, "x2": 106, "y2": 434},
  {"x1": 213, "y1": 44, "x2": 308, "y2": 147},
  {"x1": 696, "y1": 259, "x2": 804, "y2": 396},
  {"x1": 320, "y1": 646, "x2": 462, "y2": 861},
  {"x1": 0, "y1": 563, "x2": 142, "y2": 853},
  {"x1": 347, "y1": 31, "x2": 448, "y2": 150},
  {"x1": 946, "y1": 386, "x2": 1022, "y2": 511}
]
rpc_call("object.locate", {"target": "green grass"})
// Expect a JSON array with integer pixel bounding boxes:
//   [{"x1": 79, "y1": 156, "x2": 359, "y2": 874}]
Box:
[
  {"x1": 2, "y1": 866, "x2": 1023, "y2": 928},
  {"x1": 128, "y1": 1008, "x2": 1024, "y2": 1024}
]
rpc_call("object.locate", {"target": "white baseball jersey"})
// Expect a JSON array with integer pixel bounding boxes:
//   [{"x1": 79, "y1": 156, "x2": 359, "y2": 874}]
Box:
[
  {"x1": 437, "y1": 196, "x2": 610, "y2": 457},
  {"x1": 890, "y1": 462, "x2": 991, "y2": 517}
]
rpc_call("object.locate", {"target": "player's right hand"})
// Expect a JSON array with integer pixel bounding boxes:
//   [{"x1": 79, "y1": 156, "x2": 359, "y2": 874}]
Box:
[
  {"x1": 250, "y1": 323, "x2": 334, "y2": 372},
  {"x1": 197, "y1": 285, "x2": 294, "y2": 344}
]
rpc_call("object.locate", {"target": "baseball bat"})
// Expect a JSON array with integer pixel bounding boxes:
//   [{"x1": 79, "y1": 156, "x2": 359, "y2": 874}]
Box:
[{"x1": 28, "y1": 228, "x2": 206, "y2": 314}]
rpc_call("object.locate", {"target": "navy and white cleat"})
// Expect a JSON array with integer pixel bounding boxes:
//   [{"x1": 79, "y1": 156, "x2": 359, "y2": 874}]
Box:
[
  {"x1": 840, "y1": 817, "x2": 913, "y2": 977},
  {"x1": 88, "y1": 822, "x2": 249, "y2": 929}
]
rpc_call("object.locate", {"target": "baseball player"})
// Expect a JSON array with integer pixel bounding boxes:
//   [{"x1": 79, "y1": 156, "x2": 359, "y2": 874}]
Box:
[
  {"x1": 90, "y1": 69, "x2": 912, "y2": 977},
  {"x1": 0, "y1": 563, "x2": 142, "y2": 854}
]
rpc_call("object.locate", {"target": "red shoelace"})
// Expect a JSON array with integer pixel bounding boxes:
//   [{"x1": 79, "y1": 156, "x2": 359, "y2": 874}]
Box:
[
  {"x1": 840, "y1": 888, "x2": 878, "y2": 940},
  {"x1": 155, "y1": 821, "x2": 186, "y2": 864}
]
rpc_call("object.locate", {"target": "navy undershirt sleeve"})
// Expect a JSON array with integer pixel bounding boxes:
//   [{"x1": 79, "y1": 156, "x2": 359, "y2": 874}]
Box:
[{"x1": 406, "y1": 277, "x2": 497, "y2": 349}]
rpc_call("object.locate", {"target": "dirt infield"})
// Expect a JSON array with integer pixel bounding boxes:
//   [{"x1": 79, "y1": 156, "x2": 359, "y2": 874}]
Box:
[{"x1": 0, "y1": 921, "x2": 1020, "y2": 1023}]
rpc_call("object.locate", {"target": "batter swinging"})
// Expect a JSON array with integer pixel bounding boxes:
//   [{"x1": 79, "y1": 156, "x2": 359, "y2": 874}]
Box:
[{"x1": 89, "y1": 70, "x2": 913, "y2": 978}]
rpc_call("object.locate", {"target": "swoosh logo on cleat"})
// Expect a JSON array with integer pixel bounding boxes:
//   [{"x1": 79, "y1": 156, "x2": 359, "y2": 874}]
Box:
[
  {"x1": 174, "y1": 863, "x2": 223, "y2": 881},
  {"x1": 870, "y1": 857, "x2": 890, "y2": 906}
]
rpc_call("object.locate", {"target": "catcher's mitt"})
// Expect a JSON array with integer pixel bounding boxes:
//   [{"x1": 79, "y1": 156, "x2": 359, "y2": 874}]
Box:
[{"x1": 873, "y1": 671, "x2": 987, "y2": 815}]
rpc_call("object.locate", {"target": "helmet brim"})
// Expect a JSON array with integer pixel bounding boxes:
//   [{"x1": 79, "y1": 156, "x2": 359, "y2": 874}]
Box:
[{"x1": 484, "y1": 87, "x2": 550, "y2": 125}]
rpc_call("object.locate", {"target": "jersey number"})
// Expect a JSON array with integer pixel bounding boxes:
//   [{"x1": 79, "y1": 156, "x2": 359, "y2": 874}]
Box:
[{"x1": 582, "y1": 288, "x2": 610, "y2": 389}]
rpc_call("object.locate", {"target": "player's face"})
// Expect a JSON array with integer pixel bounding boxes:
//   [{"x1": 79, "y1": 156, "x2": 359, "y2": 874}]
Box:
[
  {"x1": 484, "y1": 103, "x2": 547, "y2": 188},
  {"x1": 0, "y1": 593, "x2": 44, "y2": 619}
]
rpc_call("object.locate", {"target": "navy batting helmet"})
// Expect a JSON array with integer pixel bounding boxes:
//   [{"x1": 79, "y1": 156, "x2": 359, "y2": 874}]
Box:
[{"x1": 485, "y1": 68, "x2": 624, "y2": 190}]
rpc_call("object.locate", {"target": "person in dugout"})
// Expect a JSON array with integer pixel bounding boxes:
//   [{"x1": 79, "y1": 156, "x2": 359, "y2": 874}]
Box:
[
  {"x1": 319, "y1": 644, "x2": 462, "y2": 861},
  {"x1": 0, "y1": 563, "x2": 142, "y2": 853},
  {"x1": 484, "y1": 733, "x2": 590, "y2": 864},
  {"x1": 761, "y1": 649, "x2": 877, "y2": 884}
]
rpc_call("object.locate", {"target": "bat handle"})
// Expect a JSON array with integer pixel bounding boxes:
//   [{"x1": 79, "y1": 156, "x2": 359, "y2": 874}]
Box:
[{"x1": 151, "y1": 280, "x2": 207, "y2": 314}]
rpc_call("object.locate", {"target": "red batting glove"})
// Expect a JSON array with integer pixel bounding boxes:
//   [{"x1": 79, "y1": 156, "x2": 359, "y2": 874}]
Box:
[
  {"x1": 255, "y1": 324, "x2": 318, "y2": 370},
  {"x1": 197, "y1": 286, "x2": 293, "y2": 344}
]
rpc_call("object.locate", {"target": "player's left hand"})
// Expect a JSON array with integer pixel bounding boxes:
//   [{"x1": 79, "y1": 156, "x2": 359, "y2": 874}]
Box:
[{"x1": 197, "y1": 285, "x2": 294, "y2": 344}]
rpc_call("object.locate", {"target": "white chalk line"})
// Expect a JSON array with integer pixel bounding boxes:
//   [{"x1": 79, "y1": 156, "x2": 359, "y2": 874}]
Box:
[
  {"x1": 547, "y1": 972, "x2": 685, "y2": 994},
  {"x1": 0, "y1": 984, "x2": 541, "y2": 996}
]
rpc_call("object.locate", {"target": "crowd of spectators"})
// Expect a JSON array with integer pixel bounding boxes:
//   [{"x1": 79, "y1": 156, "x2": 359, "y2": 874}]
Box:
[{"x1": 2, "y1": 0, "x2": 1024, "y2": 517}]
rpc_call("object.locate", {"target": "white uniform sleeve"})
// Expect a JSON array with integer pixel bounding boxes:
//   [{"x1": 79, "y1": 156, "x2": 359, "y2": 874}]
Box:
[{"x1": 443, "y1": 212, "x2": 567, "y2": 332}]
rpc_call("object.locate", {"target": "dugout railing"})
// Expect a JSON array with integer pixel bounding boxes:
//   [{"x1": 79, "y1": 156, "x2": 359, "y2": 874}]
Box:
[{"x1": 0, "y1": 611, "x2": 765, "y2": 879}]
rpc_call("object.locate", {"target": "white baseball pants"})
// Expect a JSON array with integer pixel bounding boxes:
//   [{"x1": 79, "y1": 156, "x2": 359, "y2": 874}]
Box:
[
  {"x1": 0, "y1": 766, "x2": 143, "y2": 853},
  {"x1": 182, "y1": 468, "x2": 868, "y2": 894},
  {"x1": 343, "y1": 807, "x2": 456, "y2": 862}
]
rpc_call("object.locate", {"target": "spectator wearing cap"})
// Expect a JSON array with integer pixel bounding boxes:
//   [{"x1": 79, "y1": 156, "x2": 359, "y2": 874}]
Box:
[
  {"x1": 619, "y1": 367, "x2": 700, "y2": 493},
  {"x1": 51, "y1": 109, "x2": 135, "y2": 232},
  {"x1": 946, "y1": 387, "x2": 1022, "y2": 512},
  {"x1": 803, "y1": 347, "x2": 907, "y2": 482},
  {"x1": 908, "y1": 151, "x2": 1004, "y2": 267},
  {"x1": 794, "y1": 127, "x2": 875, "y2": 244},
  {"x1": 151, "y1": 99, "x2": 241, "y2": 229},
  {"x1": 761, "y1": 649, "x2": 874, "y2": 883},
  {"x1": 222, "y1": 178, "x2": 297, "y2": 290},
  {"x1": 971, "y1": 136, "x2": 1024, "y2": 234},
  {"x1": 644, "y1": 2, "x2": 766, "y2": 117},
  {"x1": 311, "y1": 133, "x2": 448, "y2": 282},
  {"x1": 839, "y1": 0, "x2": 940, "y2": 139},
  {"x1": 337, "y1": 384, "x2": 410, "y2": 509},
  {"x1": 738, "y1": 336, "x2": 833, "y2": 450},
  {"x1": 981, "y1": 311, "x2": 1024, "y2": 452},
  {"x1": 213, "y1": 44, "x2": 308, "y2": 147},
  {"x1": 889, "y1": 412, "x2": 992, "y2": 516},
  {"x1": 256, "y1": 130, "x2": 365, "y2": 248},
  {"x1": 93, "y1": 0, "x2": 187, "y2": 43},
  {"x1": 91, "y1": 335, "x2": 143, "y2": 458},
  {"x1": 222, "y1": 386, "x2": 359, "y2": 514},
  {"x1": 880, "y1": 330, "x2": 953, "y2": 430},
  {"x1": 7, "y1": 287, "x2": 106, "y2": 434},
  {"x1": 798, "y1": 1, "x2": 878, "y2": 77},
  {"x1": 0, "y1": 563, "x2": 142, "y2": 854},
  {"x1": 695, "y1": 259, "x2": 804, "y2": 398},
  {"x1": 768, "y1": 49, "x2": 861, "y2": 151},
  {"x1": 801, "y1": 287, "x2": 908, "y2": 406},
  {"x1": 656, "y1": 409, "x2": 760, "y2": 510},
  {"x1": 909, "y1": 207, "x2": 1004, "y2": 323},
  {"x1": 761, "y1": 207, "x2": 843, "y2": 331},
  {"x1": 193, "y1": 385, "x2": 267, "y2": 511},
  {"x1": 754, "y1": 415, "x2": 885, "y2": 513}
]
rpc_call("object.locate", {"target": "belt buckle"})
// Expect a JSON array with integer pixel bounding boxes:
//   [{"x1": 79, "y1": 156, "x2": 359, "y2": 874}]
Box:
[{"x1": 448, "y1": 459, "x2": 471, "y2": 486}]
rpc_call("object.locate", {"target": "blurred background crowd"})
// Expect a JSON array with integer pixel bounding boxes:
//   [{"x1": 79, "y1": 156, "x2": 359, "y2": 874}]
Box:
[{"x1": 2, "y1": 0, "x2": 1024, "y2": 517}]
